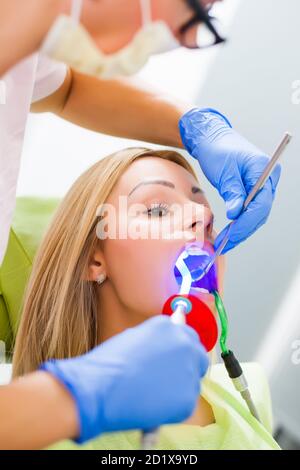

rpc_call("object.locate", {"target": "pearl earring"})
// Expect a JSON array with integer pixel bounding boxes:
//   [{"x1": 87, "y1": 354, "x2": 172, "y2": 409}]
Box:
[{"x1": 96, "y1": 273, "x2": 106, "y2": 285}]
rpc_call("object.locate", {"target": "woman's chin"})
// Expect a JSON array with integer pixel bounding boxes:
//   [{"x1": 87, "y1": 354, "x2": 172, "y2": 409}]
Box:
[{"x1": 189, "y1": 287, "x2": 216, "y2": 315}]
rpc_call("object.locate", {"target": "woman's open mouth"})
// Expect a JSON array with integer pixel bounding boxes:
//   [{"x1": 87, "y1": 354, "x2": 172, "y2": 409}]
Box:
[{"x1": 174, "y1": 242, "x2": 218, "y2": 294}]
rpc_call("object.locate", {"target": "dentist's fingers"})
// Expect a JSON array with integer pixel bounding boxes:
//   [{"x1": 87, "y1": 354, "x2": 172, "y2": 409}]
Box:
[{"x1": 214, "y1": 180, "x2": 274, "y2": 254}]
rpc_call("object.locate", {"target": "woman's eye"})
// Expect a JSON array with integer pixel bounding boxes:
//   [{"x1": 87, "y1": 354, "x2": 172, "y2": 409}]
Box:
[{"x1": 145, "y1": 203, "x2": 169, "y2": 218}]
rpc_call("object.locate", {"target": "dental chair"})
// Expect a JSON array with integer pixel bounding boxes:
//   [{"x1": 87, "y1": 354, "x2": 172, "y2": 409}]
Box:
[{"x1": 0, "y1": 197, "x2": 60, "y2": 362}]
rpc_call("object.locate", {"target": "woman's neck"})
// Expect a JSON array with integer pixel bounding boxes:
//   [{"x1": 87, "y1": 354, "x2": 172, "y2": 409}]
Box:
[{"x1": 97, "y1": 281, "x2": 147, "y2": 344}]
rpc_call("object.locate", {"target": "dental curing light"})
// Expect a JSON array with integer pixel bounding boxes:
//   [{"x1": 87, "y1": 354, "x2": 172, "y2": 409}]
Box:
[
  {"x1": 141, "y1": 244, "x2": 219, "y2": 450},
  {"x1": 163, "y1": 294, "x2": 218, "y2": 352},
  {"x1": 174, "y1": 243, "x2": 262, "y2": 424},
  {"x1": 177, "y1": 243, "x2": 262, "y2": 421},
  {"x1": 163, "y1": 243, "x2": 218, "y2": 352},
  {"x1": 213, "y1": 290, "x2": 261, "y2": 423}
]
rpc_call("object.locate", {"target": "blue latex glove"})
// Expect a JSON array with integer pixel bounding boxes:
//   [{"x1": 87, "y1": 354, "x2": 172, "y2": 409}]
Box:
[
  {"x1": 40, "y1": 316, "x2": 208, "y2": 443},
  {"x1": 179, "y1": 108, "x2": 281, "y2": 254}
]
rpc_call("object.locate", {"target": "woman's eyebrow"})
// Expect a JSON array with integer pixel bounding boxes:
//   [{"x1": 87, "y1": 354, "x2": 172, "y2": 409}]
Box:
[
  {"x1": 129, "y1": 179, "x2": 203, "y2": 197},
  {"x1": 129, "y1": 180, "x2": 175, "y2": 196}
]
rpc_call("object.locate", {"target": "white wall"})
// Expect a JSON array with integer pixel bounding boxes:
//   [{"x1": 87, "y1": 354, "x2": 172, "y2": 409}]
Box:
[{"x1": 17, "y1": 0, "x2": 240, "y2": 197}]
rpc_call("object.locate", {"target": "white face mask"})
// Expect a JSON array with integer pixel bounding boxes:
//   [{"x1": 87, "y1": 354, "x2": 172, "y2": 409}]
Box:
[{"x1": 41, "y1": 0, "x2": 180, "y2": 78}]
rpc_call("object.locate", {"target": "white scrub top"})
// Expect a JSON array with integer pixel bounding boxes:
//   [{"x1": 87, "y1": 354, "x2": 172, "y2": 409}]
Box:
[{"x1": 0, "y1": 54, "x2": 67, "y2": 266}]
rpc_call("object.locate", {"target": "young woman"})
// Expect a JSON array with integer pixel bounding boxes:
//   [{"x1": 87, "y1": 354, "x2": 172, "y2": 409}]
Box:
[{"x1": 13, "y1": 147, "x2": 280, "y2": 450}]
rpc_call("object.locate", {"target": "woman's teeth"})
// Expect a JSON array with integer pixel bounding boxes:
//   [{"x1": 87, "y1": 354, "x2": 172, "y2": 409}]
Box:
[
  {"x1": 191, "y1": 287, "x2": 209, "y2": 294},
  {"x1": 185, "y1": 244, "x2": 206, "y2": 256}
]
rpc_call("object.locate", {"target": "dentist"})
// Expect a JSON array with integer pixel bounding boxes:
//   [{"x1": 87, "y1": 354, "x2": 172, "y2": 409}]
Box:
[{"x1": 0, "y1": 0, "x2": 280, "y2": 449}]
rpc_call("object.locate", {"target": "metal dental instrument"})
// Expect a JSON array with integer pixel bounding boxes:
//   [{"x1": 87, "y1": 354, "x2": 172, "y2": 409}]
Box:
[{"x1": 193, "y1": 132, "x2": 292, "y2": 282}]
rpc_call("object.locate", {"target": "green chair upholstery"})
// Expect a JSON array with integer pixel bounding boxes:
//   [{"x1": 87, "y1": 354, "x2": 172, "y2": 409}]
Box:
[
  {"x1": 0, "y1": 197, "x2": 60, "y2": 355},
  {"x1": 0, "y1": 294, "x2": 11, "y2": 356}
]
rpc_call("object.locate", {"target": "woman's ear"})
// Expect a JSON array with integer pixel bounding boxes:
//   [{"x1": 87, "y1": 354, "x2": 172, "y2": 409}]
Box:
[{"x1": 86, "y1": 246, "x2": 107, "y2": 282}]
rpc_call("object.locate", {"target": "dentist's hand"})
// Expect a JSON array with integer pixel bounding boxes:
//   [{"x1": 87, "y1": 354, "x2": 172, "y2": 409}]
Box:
[
  {"x1": 179, "y1": 108, "x2": 281, "y2": 254},
  {"x1": 40, "y1": 316, "x2": 208, "y2": 443}
]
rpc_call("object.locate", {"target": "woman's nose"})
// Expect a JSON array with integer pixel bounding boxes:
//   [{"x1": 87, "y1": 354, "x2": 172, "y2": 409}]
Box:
[{"x1": 185, "y1": 204, "x2": 213, "y2": 239}]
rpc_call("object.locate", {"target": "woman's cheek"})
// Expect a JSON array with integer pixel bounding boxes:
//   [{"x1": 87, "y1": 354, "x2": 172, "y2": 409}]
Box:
[{"x1": 104, "y1": 237, "x2": 180, "y2": 315}]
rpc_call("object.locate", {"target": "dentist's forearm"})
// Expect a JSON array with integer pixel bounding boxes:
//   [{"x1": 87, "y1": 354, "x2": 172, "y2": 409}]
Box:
[
  {"x1": 57, "y1": 70, "x2": 190, "y2": 148},
  {"x1": 0, "y1": 371, "x2": 78, "y2": 449}
]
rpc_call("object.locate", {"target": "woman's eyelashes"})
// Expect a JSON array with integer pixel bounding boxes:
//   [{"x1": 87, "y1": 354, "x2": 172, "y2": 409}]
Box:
[
  {"x1": 206, "y1": 215, "x2": 214, "y2": 240},
  {"x1": 141, "y1": 201, "x2": 214, "y2": 230},
  {"x1": 144, "y1": 202, "x2": 170, "y2": 218}
]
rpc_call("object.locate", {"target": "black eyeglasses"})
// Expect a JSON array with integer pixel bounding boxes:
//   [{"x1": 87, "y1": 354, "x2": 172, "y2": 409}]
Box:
[{"x1": 179, "y1": 0, "x2": 226, "y2": 49}]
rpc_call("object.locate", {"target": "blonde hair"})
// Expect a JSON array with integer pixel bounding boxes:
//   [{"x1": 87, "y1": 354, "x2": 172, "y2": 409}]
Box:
[{"x1": 13, "y1": 148, "x2": 198, "y2": 377}]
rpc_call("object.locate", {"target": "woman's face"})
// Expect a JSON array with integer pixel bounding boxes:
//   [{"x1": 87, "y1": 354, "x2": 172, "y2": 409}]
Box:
[{"x1": 97, "y1": 156, "x2": 222, "y2": 317}]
